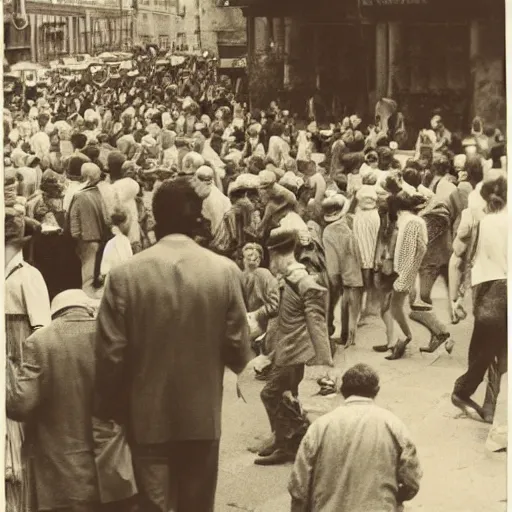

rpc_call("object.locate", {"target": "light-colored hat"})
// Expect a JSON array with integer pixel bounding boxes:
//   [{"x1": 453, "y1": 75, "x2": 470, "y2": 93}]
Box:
[
  {"x1": 228, "y1": 173, "x2": 260, "y2": 196},
  {"x1": 195, "y1": 165, "x2": 214, "y2": 185},
  {"x1": 453, "y1": 154, "x2": 467, "y2": 169},
  {"x1": 322, "y1": 194, "x2": 346, "y2": 223},
  {"x1": 50, "y1": 289, "x2": 99, "y2": 318},
  {"x1": 279, "y1": 171, "x2": 304, "y2": 193},
  {"x1": 258, "y1": 169, "x2": 277, "y2": 189}
]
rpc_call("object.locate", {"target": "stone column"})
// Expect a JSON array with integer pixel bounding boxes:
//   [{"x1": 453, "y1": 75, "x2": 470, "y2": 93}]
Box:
[
  {"x1": 283, "y1": 17, "x2": 292, "y2": 88},
  {"x1": 254, "y1": 17, "x2": 270, "y2": 55},
  {"x1": 68, "y1": 16, "x2": 75, "y2": 56},
  {"x1": 314, "y1": 26, "x2": 320, "y2": 90},
  {"x1": 85, "y1": 11, "x2": 92, "y2": 54},
  {"x1": 469, "y1": 20, "x2": 481, "y2": 119},
  {"x1": 387, "y1": 22, "x2": 401, "y2": 98},
  {"x1": 29, "y1": 14, "x2": 37, "y2": 62},
  {"x1": 469, "y1": 19, "x2": 481, "y2": 62},
  {"x1": 375, "y1": 22, "x2": 388, "y2": 100}
]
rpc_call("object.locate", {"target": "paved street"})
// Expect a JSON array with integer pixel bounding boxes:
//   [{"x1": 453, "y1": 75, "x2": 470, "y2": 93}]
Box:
[{"x1": 215, "y1": 284, "x2": 507, "y2": 512}]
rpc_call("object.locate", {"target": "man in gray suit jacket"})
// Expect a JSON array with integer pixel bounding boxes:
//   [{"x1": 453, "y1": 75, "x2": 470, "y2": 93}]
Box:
[{"x1": 95, "y1": 177, "x2": 252, "y2": 512}]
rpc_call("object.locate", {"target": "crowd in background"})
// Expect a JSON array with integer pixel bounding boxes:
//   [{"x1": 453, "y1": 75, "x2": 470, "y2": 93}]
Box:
[{"x1": 4, "y1": 63, "x2": 508, "y2": 511}]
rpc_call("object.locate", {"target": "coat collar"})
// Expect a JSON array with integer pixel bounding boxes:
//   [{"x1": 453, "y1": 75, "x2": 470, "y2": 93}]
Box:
[
  {"x1": 5, "y1": 250, "x2": 24, "y2": 276},
  {"x1": 159, "y1": 234, "x2": 197, "y2": 245},
  {"x1": 344, "y1": 396, "x2": 374, "y2": 405}
]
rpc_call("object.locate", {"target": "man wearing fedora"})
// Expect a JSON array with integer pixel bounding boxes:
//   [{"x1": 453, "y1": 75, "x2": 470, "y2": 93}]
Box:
[
  {"x1": 255, "y1": 229, "x2": 333, "y2": 466},
  {"x1": 322, "y1": 195, "x2": 364, "y2": 346},
  {"x1": 7, "y1": 289, "x2": 101, "y2": 512},
  {"x1": 95, "y1": 177, "x2": 252, "y2": 512}
]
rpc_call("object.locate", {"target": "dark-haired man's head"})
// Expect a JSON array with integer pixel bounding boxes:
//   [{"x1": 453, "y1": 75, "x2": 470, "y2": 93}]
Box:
[
  {"x1": 402, "y1": 168, "x2": 422, "y2": 190},
  {"x1": 377, "y1": 147, "x2": 393, "y2": 171},
  {"x1": 340, "y1": 364, "x2": 380, "y2": 399},
  {"x1": 341, "y1": 152, "x2": 364, "y2": 175},
  {"x1": 107, "y1": 151, "x2": 127, "y2": 182},
  {"x1": 152, "y1": 177, "x2": 205, "y2": 240},
  {"x1": 71, "y1": 132, "x2": 87, "y2": 151},
  {"x1": 464, "y1": 155, "x2": 484, "y2": 188},
  {"x1": 432, "y1": 155, "x2": 451, "y2": 177}
]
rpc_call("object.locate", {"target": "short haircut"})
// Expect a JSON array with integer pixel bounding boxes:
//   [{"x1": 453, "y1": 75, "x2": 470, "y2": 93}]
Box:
[
  {"x1": 402, "y1": 168, "x2": 422, "y2": 189},
  {"x1": 340, "y1": 363, "x2": 380, "y2": 399},
  {"x1": 152, "y1": 177, "x2": 204, "y2": 239},
  {"x1": 71, "y1": 132, "x2": 87, "y2": 150},
  {"x1": 111, "y1": 207, "x2": 129, "y2": 227},
  {"x1": 432, "y1": 155, "x2": 451, "y2": 176},
  {"x1": 464, "y1": 155, "x2": 484, "y2": 185},
  {"x1": 341, "y1": 152, "x2": 364, "y2": 174}
]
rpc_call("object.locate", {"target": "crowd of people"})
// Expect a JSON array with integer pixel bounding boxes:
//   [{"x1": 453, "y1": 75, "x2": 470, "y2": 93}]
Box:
[{"x1": 4, "y1": 62, "x2": 508, "y2": 512}]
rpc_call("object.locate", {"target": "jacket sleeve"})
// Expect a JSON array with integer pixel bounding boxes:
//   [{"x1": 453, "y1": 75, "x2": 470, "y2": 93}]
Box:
[
  {"x1": 223, "y1": 263, "x2": 253, "y2": 375},
  {"x1": 288, "y1": 425, "x2": 318, "y2": 510},
  {"x1": 322, "y1": 227, "x2": 340, "y2": 285},
  {"x1": 254, "y1": 271, "x2": 280, "y2": 322},
  {"x1": 452, "y1": 209, "x2": 473, "y2": 258},
  {"x1": 69, "y1": 195, "x2": 82, "y2": 239},
  {"x1": 302, "y1": 284, "x2": 333, "y2": 366},
  {"x1": 95, "y1": 269, "x2": 129, "y2": 423},
  {"x1": 395, "y1": 421, "x2": 422, "y2": 503},
  {"x1": 6, "y1": 335, "x2": 45, "y2": 421}
]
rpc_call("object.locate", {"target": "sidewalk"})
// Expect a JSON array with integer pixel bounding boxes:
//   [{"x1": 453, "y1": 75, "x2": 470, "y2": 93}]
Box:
[{"x1": 216, "y1": 292, "x2": 507, "y2": 512}]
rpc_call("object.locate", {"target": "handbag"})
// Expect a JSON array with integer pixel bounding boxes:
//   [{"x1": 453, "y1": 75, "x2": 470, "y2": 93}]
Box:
[{"x1": 93, "y1": 419, "x2": 138, "y2": 504}]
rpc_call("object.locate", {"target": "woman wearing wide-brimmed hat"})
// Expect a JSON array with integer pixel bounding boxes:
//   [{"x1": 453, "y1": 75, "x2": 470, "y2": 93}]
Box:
[{"x1": 5, "y1": 207, "x2": 51, "y2": 512}]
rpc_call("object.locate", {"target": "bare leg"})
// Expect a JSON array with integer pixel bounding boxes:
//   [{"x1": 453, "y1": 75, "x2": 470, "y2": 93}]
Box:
[
  {"x1": 346, "y1": 287, "x2": 363, "y2": 347},
  {"x1": 390, "y1": 290, "x2": 412, "y2": 341}
]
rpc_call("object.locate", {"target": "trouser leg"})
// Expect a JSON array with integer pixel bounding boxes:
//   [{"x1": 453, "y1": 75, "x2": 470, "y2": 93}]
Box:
[
  {"x1": 77, "y1": 240, "x2": 100, "y2": 299},
  {"x1": 260, "y1": 364, "x2": 305, "y2": 449},
  {"x1": 131, "y1": 443, "x2": 172, "y2": 512},
  {"x1": 175, "y1": 440, "x2": 220, "y2": 512},
  {"x1": 453, "y1": 321, "x2": 507, "y2": 400},
  {"x1": 410, "y1": 265, "x2": 450, "y2": 337}
]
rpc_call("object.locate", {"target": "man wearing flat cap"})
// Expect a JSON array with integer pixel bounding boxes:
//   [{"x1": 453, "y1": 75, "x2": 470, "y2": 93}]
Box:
[{"x1": 255, "y1": 229, "x2": 333, "y2": 466}]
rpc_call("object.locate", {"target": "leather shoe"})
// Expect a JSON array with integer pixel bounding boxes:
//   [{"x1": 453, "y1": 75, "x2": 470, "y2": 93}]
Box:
[
  {"x1": 373, "y1": 344, "x2": 391, "y2": 353},
  {"x1": 254, "y1": 448, "x2": 295, "y2": 466},
  {"x1": 410, "y1": 299, "x2": 433, "y2": 312},
  {"x1": 451, "y1": 393, "x2": 485, "y2": 420},
  {"x1": 247, "y1": 433, "x2": 275, "y2": 455},
  {"x1": 385, "y1": 339, "x2": 409, "y2": 360},
  {"x1": 420, "y1": 333, "x2": 450, "y2": 353}
]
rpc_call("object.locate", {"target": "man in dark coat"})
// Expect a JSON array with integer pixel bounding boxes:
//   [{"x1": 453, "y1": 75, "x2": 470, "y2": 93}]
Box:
[{"x1": 95, "y1": 178, "x2": 252, "y2": 512}]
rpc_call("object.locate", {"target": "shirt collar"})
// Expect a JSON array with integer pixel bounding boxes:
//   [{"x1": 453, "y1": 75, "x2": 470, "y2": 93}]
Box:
[
  {"x1": 5, "y1": 250, "x2": 24, "y2": 275},
  {"x1": 344, "y1": 396, "x2": 374, "y2": 405}
]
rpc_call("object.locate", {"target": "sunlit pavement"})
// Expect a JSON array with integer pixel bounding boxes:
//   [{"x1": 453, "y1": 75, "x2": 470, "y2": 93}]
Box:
[{"x1": 215, "y1": 282, "x2": 507, "y2": 512}]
